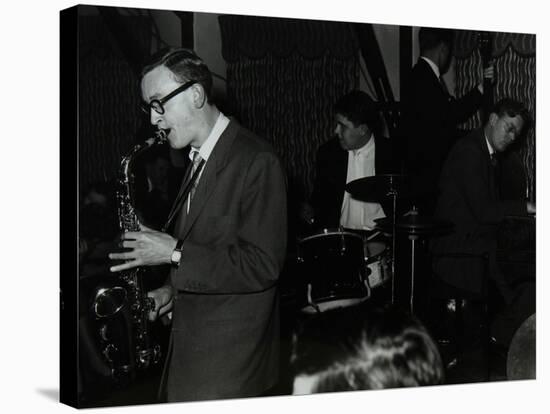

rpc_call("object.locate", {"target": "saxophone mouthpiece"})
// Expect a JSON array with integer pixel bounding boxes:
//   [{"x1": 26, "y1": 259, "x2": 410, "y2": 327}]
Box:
[{"x1": 156, "y1": 128, "x2": 169, "y2": 142}]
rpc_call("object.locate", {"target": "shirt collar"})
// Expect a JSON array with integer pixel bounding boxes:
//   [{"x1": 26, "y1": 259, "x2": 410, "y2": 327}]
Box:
[
  {"x1": 351, "y1": 134, "x2": 375, "y2": 156},
  {"x1": 484, "y1": 132, "x2": 495, "y2": 156},
  {"x1": 421, "y1": 56, "x2": 441, "y2": 79},
  {"x1": 189, "y1": 112, "x2": 230, "y2": 162}
]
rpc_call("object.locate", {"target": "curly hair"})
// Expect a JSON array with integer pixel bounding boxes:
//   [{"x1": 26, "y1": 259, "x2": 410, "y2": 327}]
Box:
[{"x1": 333, "y1": 90, "x2": 383, "y2": 137}]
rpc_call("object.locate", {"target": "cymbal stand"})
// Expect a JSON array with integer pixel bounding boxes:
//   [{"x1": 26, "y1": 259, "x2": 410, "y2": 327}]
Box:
[
  {"x1": 406, "y1": 206, "x2": 420, "y2": 313},
  {"x1": 408, "y1": 233, "x2": 419, "y2": 313},
  {"x1": 387, "y1": 183, "x2": 398, "y2": 304}
]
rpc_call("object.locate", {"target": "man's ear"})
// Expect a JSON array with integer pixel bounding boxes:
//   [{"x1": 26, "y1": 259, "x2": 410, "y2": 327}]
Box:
[
  {"x1": 191, "y1": 83, "x2": 207, "y2": 108},
  {"x1": 488, "y1": 112, "x2": 498, "y2": 126}
]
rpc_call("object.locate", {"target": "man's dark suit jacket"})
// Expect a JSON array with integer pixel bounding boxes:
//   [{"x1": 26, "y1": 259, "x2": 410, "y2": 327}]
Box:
[
  {"x1": 431, "y1": 128, "x2": 526, "y2": 295},
  {"x1": 310, "y1": 136, "x2": 395, "y2": 229},
  {"x1": 401, "y1": 58, "x2": 484, "y2": 211},
  {"x1": 162, "y1": 119, "x2": 287, "y2": 402}
]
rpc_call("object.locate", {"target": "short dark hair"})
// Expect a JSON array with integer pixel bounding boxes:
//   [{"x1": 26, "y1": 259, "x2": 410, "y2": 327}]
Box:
[
  {"x1": 419, "y1": 27, "x2": 454, "y2": 54},
  {"x1": 490, "y1": 98, "x2": 531, "y2": 128},
  {"x1": 334, "y1": 90, "x2": 383, "y2": 136},
  {"x1": 292, "y1": 305, "x2": 444, "y2": 392},
  {"x1": 141, "y1": 48, "x2": 213, "y2": 102}
]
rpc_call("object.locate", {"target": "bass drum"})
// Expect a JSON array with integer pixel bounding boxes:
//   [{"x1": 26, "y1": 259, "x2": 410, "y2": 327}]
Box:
[{"x1": 297, "y1": 229, "x2": 370, "y2": 314}]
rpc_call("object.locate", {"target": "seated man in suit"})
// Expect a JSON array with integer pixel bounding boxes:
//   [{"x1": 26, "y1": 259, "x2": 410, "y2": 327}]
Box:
[
  {"x1": 109, "y1": 48, "x2": 287, "y2": 402},
  {"x1": 304, "y1": 90, "x2": 396, "y2": 231},
  {"x1": 431, "y1": 99, "x2": 535, "y2": 342},
  {"x1": 401, "y1": 27, "x2": 493, "y2": 214},
  {"x1": 291, "y1": 305, "x2": 444, "y2": 393}
]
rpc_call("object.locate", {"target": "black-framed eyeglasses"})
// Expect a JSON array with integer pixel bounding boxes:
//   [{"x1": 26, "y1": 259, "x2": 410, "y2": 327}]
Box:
[{"x1": 141, "y1": 80, "x2": 197, "y2": 115}]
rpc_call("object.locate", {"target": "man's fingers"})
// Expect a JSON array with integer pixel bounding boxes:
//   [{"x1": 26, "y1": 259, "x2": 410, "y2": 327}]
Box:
[
  {"x1": 120, "y1": 240, "x2": 138, "y2": 249},
  {"x1": 120, "y1": 231, "x2": 139, "y2": 240},
  {"x1": 152, "y1": 297, "x2": 161, "y2": 312},
  {"x1": 159, "y1": 299, "x2": 173, "y2": 313},
  {"x1": 109, "y1": 251, "x2": 137, "y2": 261},
  {"x1": 148, "y1": 310, "x2": 159, "y2": 321},
  {"x1": 109, "y1": 259, "x2": 140, "y2": 272}
]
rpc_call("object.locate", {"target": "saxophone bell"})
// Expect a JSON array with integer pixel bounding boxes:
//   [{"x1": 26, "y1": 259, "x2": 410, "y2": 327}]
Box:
[{"x1": 92, "y1": 284, "x2": 128, "y2": 319}]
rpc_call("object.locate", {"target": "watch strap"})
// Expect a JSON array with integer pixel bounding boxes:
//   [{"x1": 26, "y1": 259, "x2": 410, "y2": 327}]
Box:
[
  {"x1": 174, "y1": 239, "x2": 184, "y2": 252},
  {"x1": 170, "y1": 239, "x2": 184, "y2": 267}
]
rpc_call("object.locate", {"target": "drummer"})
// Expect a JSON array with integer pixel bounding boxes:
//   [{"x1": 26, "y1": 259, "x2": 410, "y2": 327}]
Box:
[{"x1": 303, "y1": 90, "x2": 397, "y2": 234}]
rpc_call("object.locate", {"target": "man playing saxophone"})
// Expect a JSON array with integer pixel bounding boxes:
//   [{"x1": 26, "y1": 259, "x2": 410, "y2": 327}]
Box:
[{"x1": 109, "y1": 48, "x2": 287, "y2": 402}]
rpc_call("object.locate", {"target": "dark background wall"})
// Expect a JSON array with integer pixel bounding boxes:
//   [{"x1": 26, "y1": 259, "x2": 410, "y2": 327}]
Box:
[{"x1": 76, "y1": 5, "x2": 536, "y2": 203}]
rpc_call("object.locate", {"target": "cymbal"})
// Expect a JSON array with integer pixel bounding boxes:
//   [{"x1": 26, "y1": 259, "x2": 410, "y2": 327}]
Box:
[
  {"x1": 346, "y1": 174, "x2": 409, "y2": 202},
  {"x1": 374, "y1": 214, "x2": 454, "y2": 235},
  {"x1": 507, "y1": 313, "x2": 535, "y2": 380}
]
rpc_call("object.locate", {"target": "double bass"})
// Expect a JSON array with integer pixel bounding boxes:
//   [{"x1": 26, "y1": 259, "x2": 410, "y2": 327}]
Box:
[{"x1": 478, "y1": 31, "x2": 494, "y2": 120}]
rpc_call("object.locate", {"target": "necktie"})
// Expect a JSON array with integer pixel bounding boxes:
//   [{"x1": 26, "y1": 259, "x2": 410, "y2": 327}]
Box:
[
  {"x1": 162, "y1": 151, "x2": 205, "y2": 232},
  {"x1": 187, "y1": 151, "x2": 204, "y2": 211}
]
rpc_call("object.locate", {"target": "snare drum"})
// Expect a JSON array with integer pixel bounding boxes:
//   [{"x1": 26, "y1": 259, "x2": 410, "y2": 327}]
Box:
[
  {"x1": 364, "y1": 241, "x2": 391, "y2": 289},
  {"x1": 297, "y1": 229, "x2": 371, "y2": 313}
]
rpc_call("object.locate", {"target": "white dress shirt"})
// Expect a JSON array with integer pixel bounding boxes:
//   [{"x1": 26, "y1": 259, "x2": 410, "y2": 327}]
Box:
[
  {"x1": 485, "y1": 133, "x2": 495, "y2": 157},
  {"x1": 340, "y1": 136, "x2": 386, "y2": 230},
  {"x1": 186, "y1": 112, "x2": 230, "y2": 211}
]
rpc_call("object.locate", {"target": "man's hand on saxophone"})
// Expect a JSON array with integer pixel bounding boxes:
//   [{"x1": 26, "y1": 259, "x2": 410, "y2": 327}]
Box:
[
  {"x1": 147, "y1": 285, "x2": 175, "y2": 322},
  {"x1": 108, "y1": 224, "x2": 177, "y2": 272}
]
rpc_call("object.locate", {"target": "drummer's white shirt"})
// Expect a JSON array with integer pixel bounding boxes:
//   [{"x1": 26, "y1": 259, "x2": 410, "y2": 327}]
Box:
[{"x1": 340, "y1": 136, "x2": 386, "y2": 230}]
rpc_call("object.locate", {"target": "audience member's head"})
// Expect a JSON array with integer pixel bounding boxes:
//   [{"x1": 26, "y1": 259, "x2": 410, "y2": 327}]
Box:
[{"x1": 291, "y1": 305, "x2": 444, "y2": 394}]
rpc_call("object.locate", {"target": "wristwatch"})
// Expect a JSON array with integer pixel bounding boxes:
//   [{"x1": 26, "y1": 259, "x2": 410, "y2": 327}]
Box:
[{"x1": 170, "y1": 239, "x2": 184, "y2": 268}]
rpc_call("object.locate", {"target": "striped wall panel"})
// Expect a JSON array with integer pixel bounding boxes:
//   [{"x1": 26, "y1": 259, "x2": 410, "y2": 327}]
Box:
[
  {"x1": 77, "y1": 16, "x2": 150, "y2": 190},
  {"x1": 227, "y1": 54, "x2": 359, "y2": 198}
]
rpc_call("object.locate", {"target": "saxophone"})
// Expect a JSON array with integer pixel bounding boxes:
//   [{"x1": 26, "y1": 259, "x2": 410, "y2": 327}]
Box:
[{"x1": 90, "y1": 129, "x2": 167, "y2": 383}]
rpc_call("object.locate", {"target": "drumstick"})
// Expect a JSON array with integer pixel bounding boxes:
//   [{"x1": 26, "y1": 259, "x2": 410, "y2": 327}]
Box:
[{"x1": 366, "y1": 231, "x2": 381, "y2": 241}]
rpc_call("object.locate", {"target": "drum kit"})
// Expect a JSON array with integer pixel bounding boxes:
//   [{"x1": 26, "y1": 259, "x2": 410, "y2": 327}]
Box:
[
  {"x1": 296, "y1": 174, "x2": 453, "y2": 314},
  {"x1": 296, "y1": 229, "x2": 391, "y2": 314}
]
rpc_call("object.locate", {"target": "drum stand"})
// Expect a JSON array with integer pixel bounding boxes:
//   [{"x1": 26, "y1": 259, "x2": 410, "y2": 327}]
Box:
[
  {"x1": 347, "y1": 174, "x2": 453, "y2": 314},
  {"x1": 375, "y1": 207, "x2": 454, "y2": 315},
  {"x1": 406, "y1": 230, "x2": 420, "y2": 313},
  {"x1": 387, "y1": 181, "x2": 399, "y2": 305}
]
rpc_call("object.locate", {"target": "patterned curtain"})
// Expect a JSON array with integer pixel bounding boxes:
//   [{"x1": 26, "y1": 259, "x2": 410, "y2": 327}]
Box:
[
  {"x1": 219, "y1": 15, "x2": 360, "y2": 198},
  {"x1": 78, "y1": 14, "x2": 151, "y2": 190},
  {"x1": 454, "y1": 31, "x2": 536, "y2": 199}
]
